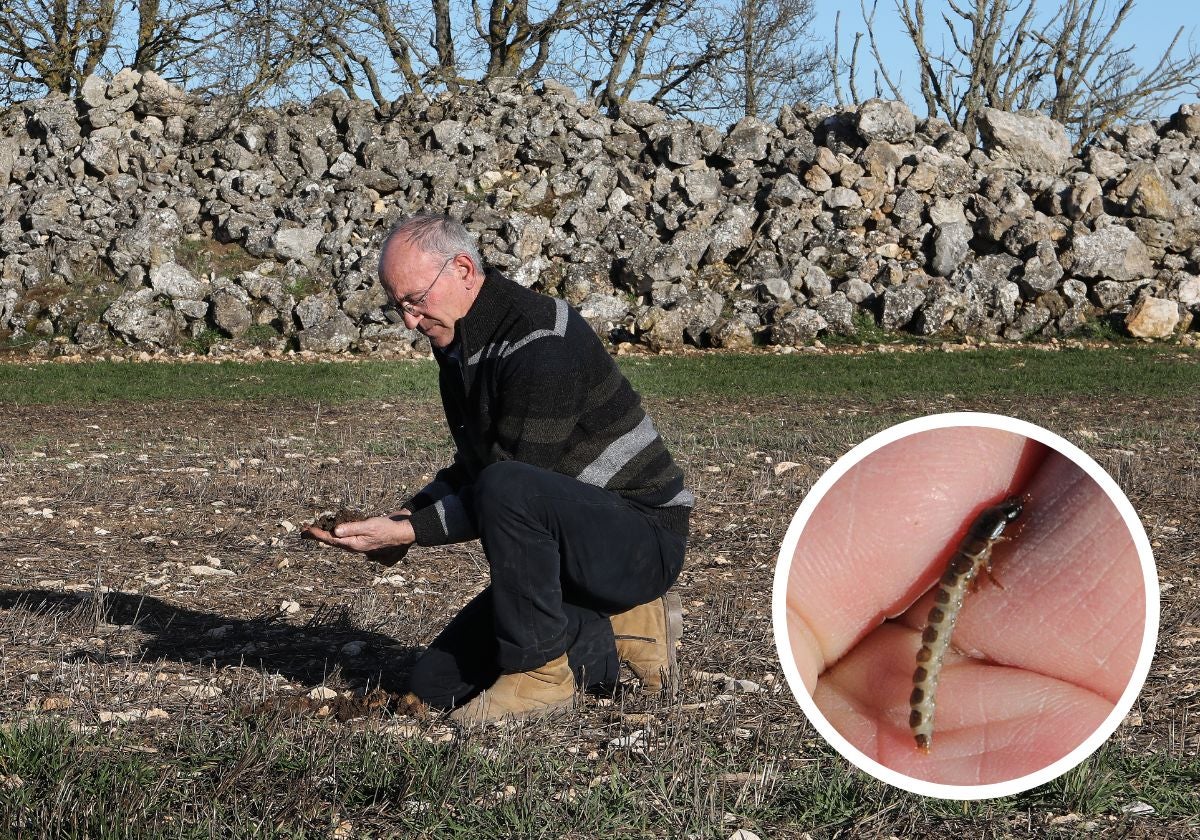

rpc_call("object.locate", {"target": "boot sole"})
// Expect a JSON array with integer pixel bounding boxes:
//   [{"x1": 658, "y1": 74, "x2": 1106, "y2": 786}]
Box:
[{"x1": 448, "y1": 695, "x2": 575, "y2": 728}]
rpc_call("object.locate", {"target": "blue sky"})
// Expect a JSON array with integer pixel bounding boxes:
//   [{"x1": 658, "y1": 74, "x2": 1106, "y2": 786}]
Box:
[{"x1": 813, "y1": 0, "x2": 1200, "y2": 118}]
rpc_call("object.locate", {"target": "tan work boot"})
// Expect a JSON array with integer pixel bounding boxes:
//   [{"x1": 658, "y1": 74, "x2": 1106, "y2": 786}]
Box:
[
  {"x1": 611, "y1": 592, "x2": 683, "y2": 694},
  {"x1": 448, "y1": 653, "x2": 574, "y2": 725}
]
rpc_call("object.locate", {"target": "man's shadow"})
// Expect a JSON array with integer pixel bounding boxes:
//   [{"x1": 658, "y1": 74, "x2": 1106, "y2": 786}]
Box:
[{"x1": 0, "y1": 589, "x2": 423, "y2": 696}]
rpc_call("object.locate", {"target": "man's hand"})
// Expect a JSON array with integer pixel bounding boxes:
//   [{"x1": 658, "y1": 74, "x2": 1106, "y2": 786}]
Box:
[{"x1": 303, "y1": 509, "x2": 416, "y2": 566}]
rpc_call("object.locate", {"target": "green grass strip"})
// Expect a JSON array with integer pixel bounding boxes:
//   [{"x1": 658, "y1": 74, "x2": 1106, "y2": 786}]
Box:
[
  {"x1": 619, "y1": 346, "x2": 1199, "y2": 399},
  {"x1": 0, "y1": 346, "x2": 1195, "y2": 404}
]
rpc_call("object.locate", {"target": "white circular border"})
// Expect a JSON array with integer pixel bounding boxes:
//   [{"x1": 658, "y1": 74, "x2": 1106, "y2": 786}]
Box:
[{"x1": 770, "y1": 411, "x2": 1160, "y2": 800}]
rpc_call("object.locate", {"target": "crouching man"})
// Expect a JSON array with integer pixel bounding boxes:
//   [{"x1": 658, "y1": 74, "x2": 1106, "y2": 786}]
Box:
[{"x1": 307, "y1": 213, "x2": 691, "y2": 723}]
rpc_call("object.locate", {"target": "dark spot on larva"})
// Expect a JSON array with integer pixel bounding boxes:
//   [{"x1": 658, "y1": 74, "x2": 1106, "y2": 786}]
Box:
[
  {"x1": 916, "y1": 647, "x2": 932, "y2": 663},
  {"x1": 913, "y1": 666, "x2": 928, "y2": 682},
  {"x1": 910, "y1": 687, "x2": 924, "y2": 704},
  {"x1": 951, "y1": 555, "x2": 975, "y2": 575},
  {"x1": 940, "y1": 570, "x2": 959, "y2": 586},
  {"x1": 934, "y1": 589, "x2": 951, "y2": 604},
  {"x1": 928, "y1": 606, "x2": 945, "y2": 623},
  {"x1": 915, "y1": 733, "x2": 931, "y2": 752},
  {"x1": 909, "y1": 709, "x2": 923, "y2": 727},
  {"x1": 922, "y1": 625, "x2": 939, "y2": 644}
]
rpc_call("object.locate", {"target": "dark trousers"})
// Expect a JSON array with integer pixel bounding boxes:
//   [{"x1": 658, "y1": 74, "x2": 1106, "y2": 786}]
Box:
[{"x1": 407, "y1": 461, "x2": 687, "y2": 709}]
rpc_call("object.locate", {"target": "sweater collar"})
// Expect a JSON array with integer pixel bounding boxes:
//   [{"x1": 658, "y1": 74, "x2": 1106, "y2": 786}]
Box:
[{"x1": 451, "y1": 269, "x2": 516, "y2": 361}]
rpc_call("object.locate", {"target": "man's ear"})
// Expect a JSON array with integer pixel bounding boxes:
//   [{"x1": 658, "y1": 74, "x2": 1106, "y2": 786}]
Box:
[{"x1": 461, "y1": 256, "x2": 479, "y2": 290}]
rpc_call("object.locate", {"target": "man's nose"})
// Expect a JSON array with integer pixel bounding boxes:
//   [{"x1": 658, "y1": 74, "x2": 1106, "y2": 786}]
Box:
[{"x1": 401, "y1": 308, "x2": 421, "y2": 329}]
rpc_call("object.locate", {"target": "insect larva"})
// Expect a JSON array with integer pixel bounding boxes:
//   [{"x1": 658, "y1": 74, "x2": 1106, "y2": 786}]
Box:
[{"x1": 910, "y1": 495, "x2": 1025, "y2": 753}]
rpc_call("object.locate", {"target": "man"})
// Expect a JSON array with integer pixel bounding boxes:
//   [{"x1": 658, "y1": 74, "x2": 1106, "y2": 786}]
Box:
[{"x1": 307, "y1": 213, "x2": 691, "y2": 723}]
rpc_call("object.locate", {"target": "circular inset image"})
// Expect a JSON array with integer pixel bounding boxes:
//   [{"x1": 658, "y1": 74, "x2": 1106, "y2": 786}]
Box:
[{"x1": 772, "y1": 412, "x2": 1158, "y2": 799}]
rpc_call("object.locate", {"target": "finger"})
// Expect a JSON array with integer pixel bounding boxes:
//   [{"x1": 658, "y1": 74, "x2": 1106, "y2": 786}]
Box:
[
  {"x1": 332, "y1": 517, "x2": 381, "y2": 538},
  {"x1": 301, "y1": 525, "x2": 337, "y2": 545},
  {"x1": 816, "y1": 623, "x2": 1112, "y2": 785},
  {"x1": 928, "y1": 452, "x2": 1145, "y2": 701},
  {"x1": 301, "y1": 525, "x2": 365, "y2": 553},
  {"x1": 788, "y1": 427, "x2": 1041, "y2": 673}
]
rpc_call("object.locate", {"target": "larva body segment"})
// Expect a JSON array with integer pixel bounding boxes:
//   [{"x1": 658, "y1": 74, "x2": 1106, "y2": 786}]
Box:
[{"x1": 910, "y1": 495, "x2": 1025, "y2": 753}]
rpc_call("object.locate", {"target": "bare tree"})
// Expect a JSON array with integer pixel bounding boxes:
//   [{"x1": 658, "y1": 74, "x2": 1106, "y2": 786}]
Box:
[
  {"x1": 576, "y1": 0, "x2": 736, "y2": 113},
  {"x1": 275, "y1": 0, "x2": 590, "y2": 107},
  {"x1": 0, "y1": 0, "x2": 118, "y2": 99},
  {"x1": 553, "y1": 0, "x2": 823, "y2": 121},
  {"x1": 174, "y1": 0, "x2": 355, "y2": 106},
  {"x1": 709, "y1": 0, "x2": 826, "y2": 120},
  {"x1": 126, "y1": 0, "x2": 229, "y2": 76},
  {"x1": 0, "y1": 0, "x2": 345, "y2": 106},
  {"x1": 834, "y1": 0, "x2": 1200, "y2": 147},
  {"x1": 470, "y1": 0, "x2": 586, "y2": 80}
]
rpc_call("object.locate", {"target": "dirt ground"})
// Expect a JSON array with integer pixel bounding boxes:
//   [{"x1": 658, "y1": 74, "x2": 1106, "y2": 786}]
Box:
[{"x1": 0, "y1": 393, "x2": 1195, "y2": 836}]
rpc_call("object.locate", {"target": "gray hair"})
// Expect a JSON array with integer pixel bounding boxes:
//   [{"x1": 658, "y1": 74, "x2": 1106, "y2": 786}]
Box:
[{"x1": 384, "y1": 213, "x2": 483, "y2": 275}]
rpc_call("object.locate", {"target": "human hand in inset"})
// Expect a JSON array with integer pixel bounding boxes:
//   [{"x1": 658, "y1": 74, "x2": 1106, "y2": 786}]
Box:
[{"x1": 785, "y1": 427, "x2": 1145, "y2": 786}]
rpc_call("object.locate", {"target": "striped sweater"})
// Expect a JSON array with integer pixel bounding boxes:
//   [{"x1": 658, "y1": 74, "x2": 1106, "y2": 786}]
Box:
[{"x1": 405, "y1": 271, "x2": 693, "y2": 546}]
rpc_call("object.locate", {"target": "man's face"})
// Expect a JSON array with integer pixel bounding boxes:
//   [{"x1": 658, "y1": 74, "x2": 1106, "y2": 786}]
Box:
[{"x1": 379, "y1": 238, "x2": 475, "y2": 349}]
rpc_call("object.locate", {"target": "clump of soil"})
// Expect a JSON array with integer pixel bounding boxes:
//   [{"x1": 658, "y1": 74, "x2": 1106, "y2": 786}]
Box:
[{"x1": 301, "y1": 508, "x2": 410, "y2": 567}]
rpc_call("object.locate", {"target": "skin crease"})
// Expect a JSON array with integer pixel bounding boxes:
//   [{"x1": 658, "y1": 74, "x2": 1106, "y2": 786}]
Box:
[
  {"x1": 306, "y1": 232, "x2": 485, "y2": 555},
  {"x1": 786, "y1": 428, "x2": 1146, "y2": 786}
]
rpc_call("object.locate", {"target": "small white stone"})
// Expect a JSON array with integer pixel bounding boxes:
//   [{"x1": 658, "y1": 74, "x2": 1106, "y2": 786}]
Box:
[
  {"x1": 728, "y1": 830, "x2": 761, "y2": 840},
  {"x1": 189, "y1": 565, "x2": 234, "y2": 577},
  {"x1": 179, "y1": 685, "x2": 223, "y2": 699}
]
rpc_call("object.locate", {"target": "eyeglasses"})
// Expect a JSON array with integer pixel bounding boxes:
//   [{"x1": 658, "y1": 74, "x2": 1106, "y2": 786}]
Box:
[{"x1": 390, "y1": 253, "x2": 457, "y2": 315}]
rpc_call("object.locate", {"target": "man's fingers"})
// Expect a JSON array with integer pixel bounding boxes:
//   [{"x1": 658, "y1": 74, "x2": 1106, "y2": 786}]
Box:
[
  {"x1": 301, "y1": 525, "x2": 335, "y2": 543},
  {"x1": 331, "y1": 518, "x2": 375, "y2": 538},
  {"x1": 302, "y1": 525, "x2": 364, "y2": 552}
]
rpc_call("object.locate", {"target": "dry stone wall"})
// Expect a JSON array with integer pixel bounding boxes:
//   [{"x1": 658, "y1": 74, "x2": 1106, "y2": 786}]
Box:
[{"x1": 2, "y1": 70, "x2": 1199, "y2": 356}]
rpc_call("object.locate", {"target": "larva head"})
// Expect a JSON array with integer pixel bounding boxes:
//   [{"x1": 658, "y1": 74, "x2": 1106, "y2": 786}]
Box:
[
  {"x1": 998, "y1": 495, "x2": 1025, "y2": 523},
  {"x1": 975, "y1": 495, "x2": 1026, "y2": 541}
]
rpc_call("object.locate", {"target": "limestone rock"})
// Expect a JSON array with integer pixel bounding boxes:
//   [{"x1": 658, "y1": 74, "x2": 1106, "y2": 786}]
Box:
[
  {"x1": 1071, "y1": 225, "x2": 1154, "y2": 283},
  {"x1": 578, "y1": 293, "x2": 630, "y2": 325},
  {"x1": 1128, "y1": 169, "x2": 1175, "y2": 220},
  {"x1": 815, "y1": 291, "x2": 856, "y2": 334},
  {"x1": 771, "y1": 308, "x2": 827, "y2": 345},
  {"x1": 1125, "y1": 296, "x2": 1181, "y2": 338},
  {"x1": 135, "y1": 71, "x2": 194, "y2": 117},
  {"x1": 81, "y1": 128, "x2": 122, "y2": 176},
  {"x1": 637, "y1": 305, "x2": 688, "y2": 351},
  {"x1": 1178, "y1": 276, "x2": 1200, "y2": 310},
  {"x1": 857, "y1": 99, "x2": 916, "y2": 143},
  {"x1": 977, "y1": 108, "x2": 1071, "y2": 174},
  {"x1": 931, "y1": 223, "x2": 971, "y2": 277},
  {"x1": 211, "y1": 289, "x2": 253, "y2": 338},
  {"x1": 825, "y1": 187, "x2": 861, "y2": 209},
  {"x1": 882, "y1": 283, "x2": 927, "y2": 330},
  {"x1": 718, "y1": 117, "x2": 772, "y2": 162},
  {"x1": 297, "y1": 312, "x2": 358, "y2": 352},
  {"x1": 273, "y1": 227, "x2": 324, "y2": 263},
  {"x1": 102, "y1": 289, "x2": 179, "y2": 346},
  {"x1": 150, "y1": 263, "x2": 208, "y2": 300},
  {"x1": 295, "y1": 292, "x2": 341, "y2": 329},
  {"x1": 617, "y1": 100, "x2": 667, "y2": 129},
  {"x1": 710, "y1": 318, "x2": 755, "y2": 349}
]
